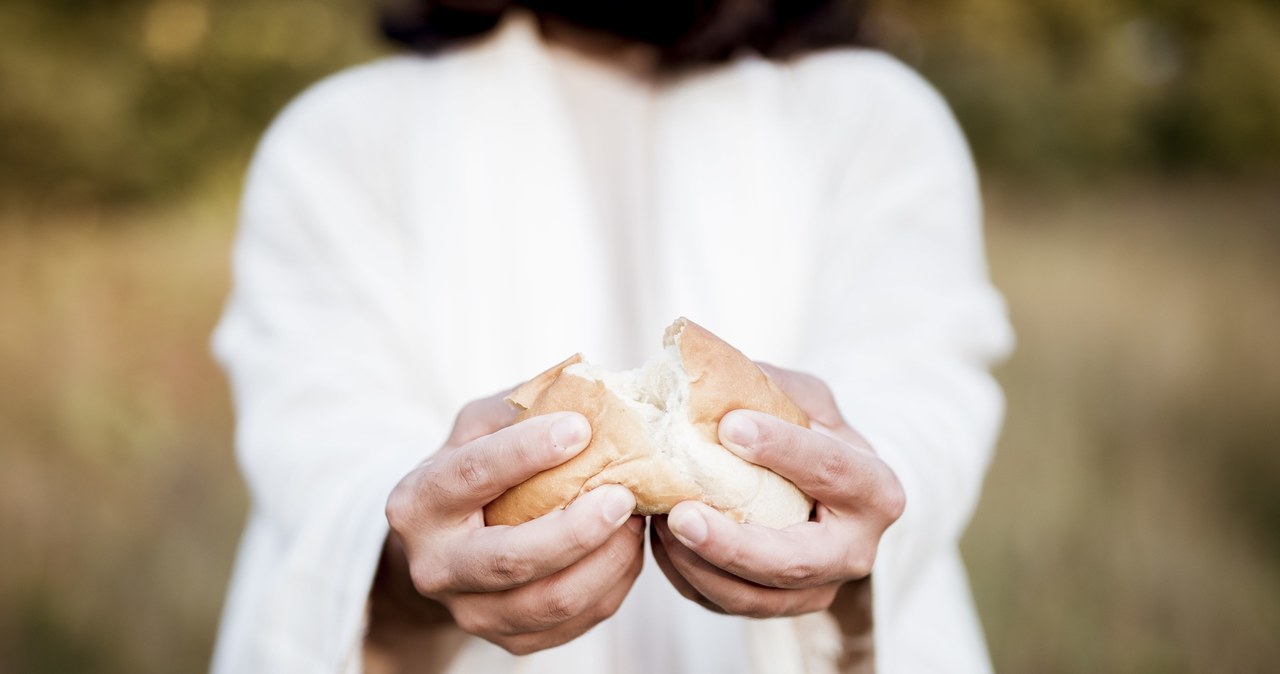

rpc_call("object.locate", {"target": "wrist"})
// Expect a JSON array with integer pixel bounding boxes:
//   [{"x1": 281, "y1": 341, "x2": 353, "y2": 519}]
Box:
[
  {"x1": 828, "y1": 577, "x2": 876, "y2": 667},
  {"x1": 370, "y1": 534, "x2": 453, "y2": 627},
  {"x1": 365, "y1": 535, "x2": 468, "y2": 673}
]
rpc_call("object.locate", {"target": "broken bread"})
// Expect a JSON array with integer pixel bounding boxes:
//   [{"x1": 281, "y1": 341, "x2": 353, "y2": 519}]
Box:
[{"x1": 483, "y1": 317, "x2": 813, "y2": 529}]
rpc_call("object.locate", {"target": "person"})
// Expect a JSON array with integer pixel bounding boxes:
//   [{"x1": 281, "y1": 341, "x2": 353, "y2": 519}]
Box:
[{"x1": 209, "y1": 1, "x2": 1014, "y2": 672}]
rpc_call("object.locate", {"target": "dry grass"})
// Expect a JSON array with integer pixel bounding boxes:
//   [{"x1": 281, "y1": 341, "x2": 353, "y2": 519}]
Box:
[
  {"x1": 1, "y1": 181, "x2": 1277, "y2": 672},
  {"x1": 967, "y1": 180, "x2": 1280, "y2": 672},
  {"x1": 0, "y1": 198, "x2": 243, "y2": 672}
]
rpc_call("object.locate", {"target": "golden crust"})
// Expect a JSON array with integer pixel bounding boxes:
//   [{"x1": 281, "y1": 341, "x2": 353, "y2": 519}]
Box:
[
  {"x1": 668, "y1": 317, "x2": 809, "y2": 435},
  {"x1": 483, "y1": 318, "x2": 812, "y2": 528},
  {"x1": 505, "y1": 353, "x2": 583, "y2": 411}
]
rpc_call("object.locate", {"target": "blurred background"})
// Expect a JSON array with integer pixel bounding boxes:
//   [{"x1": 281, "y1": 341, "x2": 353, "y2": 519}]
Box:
[{"x1": 1, "y1": 0, "x2": 1277, "y2": 671}]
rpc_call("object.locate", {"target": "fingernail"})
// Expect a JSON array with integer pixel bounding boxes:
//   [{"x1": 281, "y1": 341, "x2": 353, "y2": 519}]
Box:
[
  {"x1": 601, "y1": 487, "x2": 636, "y2": 526},
  {"x1": 551, "y1": 414, "x2": 590, "y2": 453},
  {"x1": 668, "y1": 506, "x2": 707, "y2": 546},
  {"x1": 720, "y1": 412, "x2": 758, "y2": 455}
]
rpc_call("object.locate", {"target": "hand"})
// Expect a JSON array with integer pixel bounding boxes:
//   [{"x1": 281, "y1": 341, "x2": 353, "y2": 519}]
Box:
[
  {"x1": 378, "y1": 390, "x2": 645, "y2": 655},
  {"x1": 649, "y1": 364, "x2": 905, "y2": 618}
]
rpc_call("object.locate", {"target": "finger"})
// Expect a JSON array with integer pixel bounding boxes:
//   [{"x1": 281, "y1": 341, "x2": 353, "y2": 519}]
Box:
[
  {"x1": 490, "y1": 571, "x2": 635, "y2": 655},
  {"x1": 755, "y1": 362, "x2": 843, "y2": 428},
  {"x1": 664, "y1": 500, "x2": 873, "y2": 588},
  {"x1": 487, "y1": 515, "x2": 645, "y2": 634},
  {"x1": 719, "y1": 410, "x2": 901, "y2": 516},
  {"x1": 429, "y1": 412, "x2": 592, "y2": 514},
  {"x1": 447, "y1": 389, "x2": 519, "y2": 447},
  {"x1": 440, "y1": 485, "x2": 636, "y2": 592},
  {"x1": 445, "y1": 516, "x2": 642, "y2": 645},
  {"x1": 654, "y1": 516, "x2": 840, "y2": 618},
  {"x1": 484, "y1": 555, "x2": 640, "y2": 656},
  {"x1": 648, "y1": 516, "x2": 722, "y2": 613}
]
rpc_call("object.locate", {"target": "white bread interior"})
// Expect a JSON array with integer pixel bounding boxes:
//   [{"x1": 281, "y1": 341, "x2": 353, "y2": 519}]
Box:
[{"x1": 483, "y1": 317, "x2": 813, "y2": 529}]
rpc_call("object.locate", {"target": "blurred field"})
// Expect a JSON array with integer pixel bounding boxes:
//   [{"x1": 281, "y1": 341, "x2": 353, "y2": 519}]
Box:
[
  {"x1": 967, "y1": 181, "x2": 1280, "y2": 670},
  {"x1": 967, "y1": 180, "x2": 1280, "y2": 672},
  {"x1": 1, "y1": 180, "x2": 1277, "y2": 672},
  {"x1": 0, "y1": 196, "x2": 242, "y2": 672},
  {"x1": 4, "y1": 1, "x2": 1280, "y2": 671}
]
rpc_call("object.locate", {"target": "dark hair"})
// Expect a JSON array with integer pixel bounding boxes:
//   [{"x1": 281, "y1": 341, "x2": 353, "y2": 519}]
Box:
[{"x1": 380, "y1": 0, "x2": 869, "y2": 67}]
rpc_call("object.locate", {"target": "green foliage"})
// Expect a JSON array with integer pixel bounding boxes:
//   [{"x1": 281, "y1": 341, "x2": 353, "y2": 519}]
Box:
[
  {"x1": 872, "y1": 0, "x2": 1280, "y2": 178},
  {"x1": 1, "y1": 0, "x2": 1277, "y2": 204},
  {"x1": 0, "y1": 0, "x2": 385, "y2": 208}
]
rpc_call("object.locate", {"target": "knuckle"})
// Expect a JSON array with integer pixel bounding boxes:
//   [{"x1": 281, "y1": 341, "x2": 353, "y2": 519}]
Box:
[
  {"x1": 419, "y1": 464, "x2": 456, "y2": 512},
  {"x1": 595, "y1": 590, "x2": 627, "y2": 621},
  {"x1": 500, "y1": 638, "x2": 539, "y2": 656},
  {"x1": 454, "y1": 452, "x2": 490, "y2": 493},
  {"x1": 844, "y1": 547, "x2": 876, "y2": 579},
  {"x1": 878, "y1": 475, "x2": 907, "y2": 522},
  {"x1": 452, "y1": 608, "x2": 489, "y2": 637},
  {"x1": 541, "y1": 588, "x2": 583, "y2": 624},
  {"x1": 489, "y1": 548, "x2": 533, "y2": 586},
  {"x1": 812, "y1": 449, "x2": 852, "y2": 495},
  {"x1": 384, "y1": 484, "x2": 416, "y2": 531},
  {"x1": 408, "y1": 562, "x2": 446, "y2": 597},
  {"x1": 777, "y1": 559, "x2": 822, "y2": 588},
  {"x1": 722, "y1": 590, "x2": 773, "y2": 619}
]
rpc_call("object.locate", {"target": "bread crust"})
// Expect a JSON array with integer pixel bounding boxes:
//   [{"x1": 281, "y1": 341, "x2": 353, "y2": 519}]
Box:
[
  {"x1": 483, "y1": 318, "x2": 813, "y2": 528},
  {"x1": 670, "y1": 317, "x2": 808, "y2": 434}
]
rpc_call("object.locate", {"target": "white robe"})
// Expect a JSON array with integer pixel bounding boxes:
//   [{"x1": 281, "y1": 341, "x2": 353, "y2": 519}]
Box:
[{"x1": 211, "y1": 13, "x2": 1013, "y2": 674}]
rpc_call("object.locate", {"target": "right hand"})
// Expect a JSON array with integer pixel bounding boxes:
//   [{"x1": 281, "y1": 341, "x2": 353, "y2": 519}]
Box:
[{"x1": 383, "y1": 391, "x2": 644, "y2": 655}]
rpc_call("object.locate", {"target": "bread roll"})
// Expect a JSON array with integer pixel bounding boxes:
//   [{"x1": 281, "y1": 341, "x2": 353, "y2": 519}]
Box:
[{"x1": 483, "y1": 317, "x2": 813, "y2": 529}]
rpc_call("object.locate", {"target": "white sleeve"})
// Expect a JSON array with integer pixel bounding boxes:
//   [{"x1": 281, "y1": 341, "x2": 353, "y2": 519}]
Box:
[
  {"x1": 795, "y1": 53, "x2": 1014, "y2": 633},
  {"x1": 210, "y1": 65, "x2": 444, "y2": 672}
]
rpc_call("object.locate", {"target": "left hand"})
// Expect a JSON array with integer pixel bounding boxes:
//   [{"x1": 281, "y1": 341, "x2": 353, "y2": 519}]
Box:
[{"x1": 649, "y1": 363, "x2": 906, "y2": 618}]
